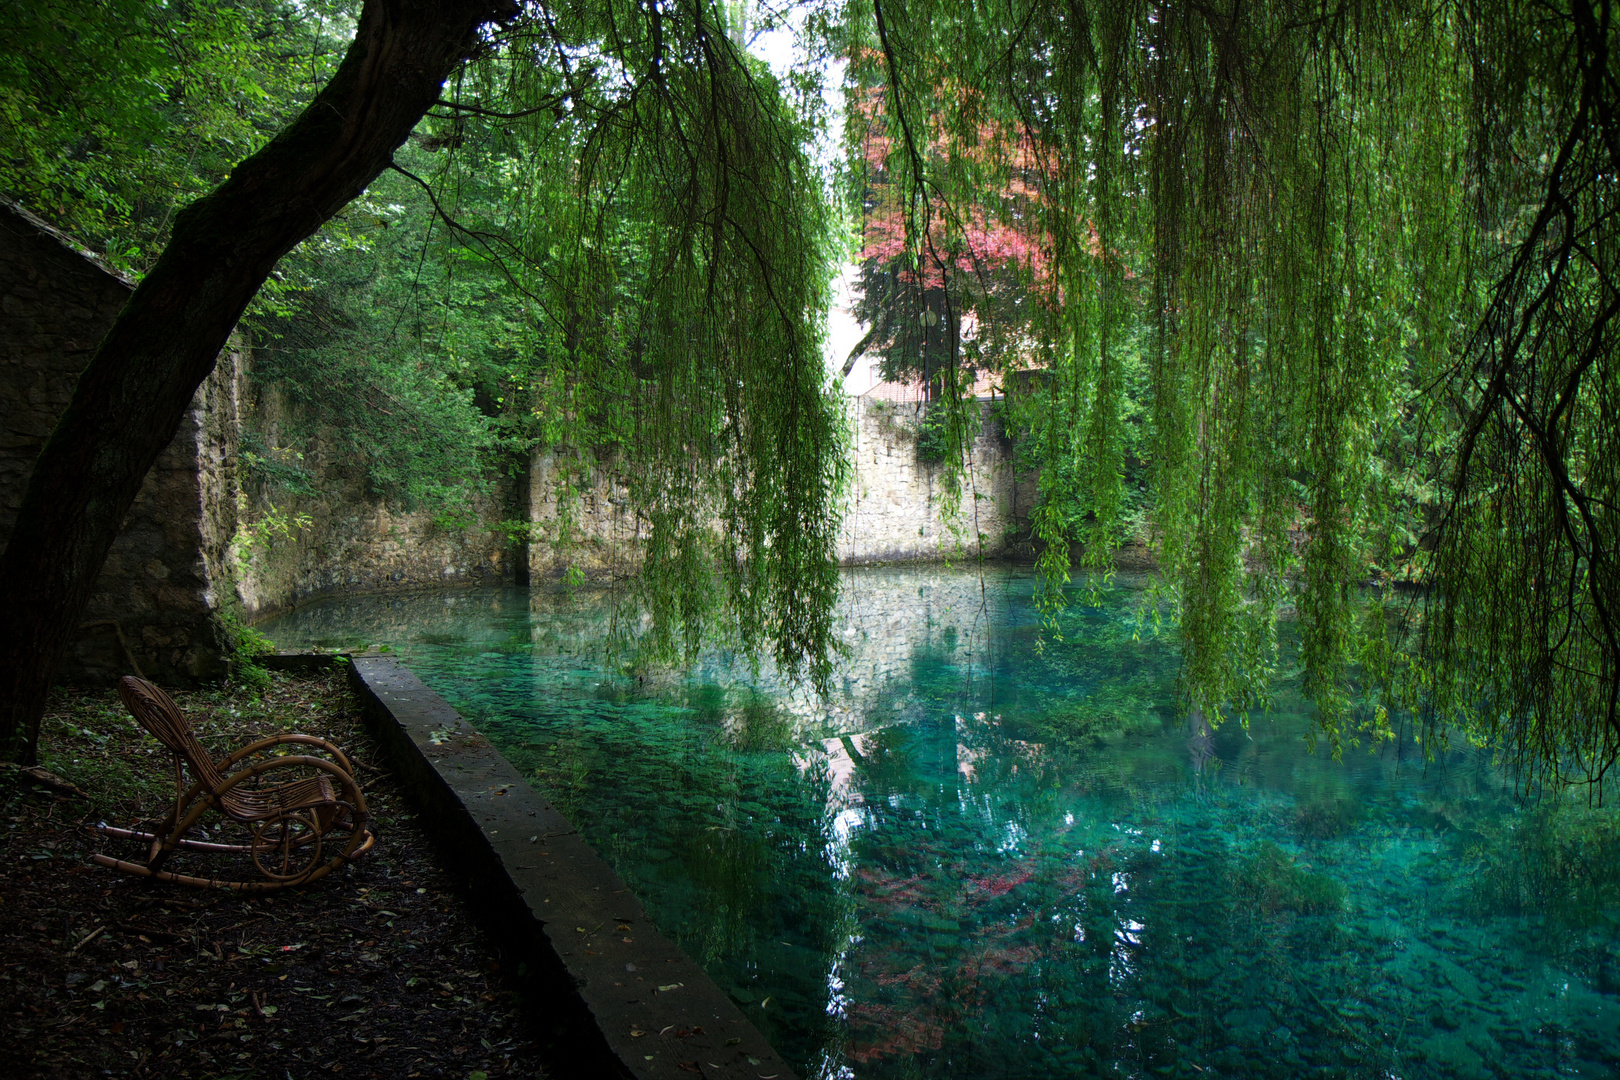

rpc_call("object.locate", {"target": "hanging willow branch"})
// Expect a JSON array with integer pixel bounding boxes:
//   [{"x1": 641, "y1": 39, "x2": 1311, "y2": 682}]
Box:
[
  {"x1": 422, "y1": 0, "x2": 845, "y2": 686},
  {"x1": 849, "y1": 0, "x2": 1620, "y2": 787},
  {"x1": 1420, "y1": 0, "x2": 1620, "y2": 790}
]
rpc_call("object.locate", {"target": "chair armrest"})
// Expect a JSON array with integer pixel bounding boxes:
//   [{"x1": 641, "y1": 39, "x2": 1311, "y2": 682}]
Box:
[{"x1": 219, "y1": 734, "x2": 356, "y2": 778}]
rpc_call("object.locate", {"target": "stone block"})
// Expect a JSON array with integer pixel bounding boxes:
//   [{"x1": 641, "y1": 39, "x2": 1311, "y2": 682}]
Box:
[{"x1": 2, "y1": 198, "x2": 231, "y2": 685}]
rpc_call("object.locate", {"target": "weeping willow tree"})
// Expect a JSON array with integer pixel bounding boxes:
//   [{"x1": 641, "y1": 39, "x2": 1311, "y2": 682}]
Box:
[
  {"x1": 6, "y1": 0, "x2": 1613, "y2": 785},
  {"x1": 843, "y1": 0, "x2": 1619, "y2": 788},
  {"x1": 0, "y1": 0, "x2": 845, "y2": 763},
  {"x1": 401, "y1": 0, "x2": 847, "y2": 684}
]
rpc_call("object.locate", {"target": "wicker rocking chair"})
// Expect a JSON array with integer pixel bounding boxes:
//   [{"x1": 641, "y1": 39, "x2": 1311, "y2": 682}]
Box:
[{"x1": 92, "y1": 676, "x2": 375, "y2": 890}]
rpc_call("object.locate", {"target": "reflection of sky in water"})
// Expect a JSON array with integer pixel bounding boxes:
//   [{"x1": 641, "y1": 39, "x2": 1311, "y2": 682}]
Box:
[{"x1": 263, "y1": 568, "x2": 1620, "y2": 1079}]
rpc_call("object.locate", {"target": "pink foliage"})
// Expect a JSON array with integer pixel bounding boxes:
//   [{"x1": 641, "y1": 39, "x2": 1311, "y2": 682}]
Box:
[
  {"x1": 855, "y1": 867, "x2": 935, "y2": 908},
  {"x1": 851, "y1": 85, "x2": 1061, "y2": 295}
]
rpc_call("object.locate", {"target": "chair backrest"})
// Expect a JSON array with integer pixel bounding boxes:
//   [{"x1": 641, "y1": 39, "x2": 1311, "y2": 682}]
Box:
[{"x1": 117, "y1": 676, "x2": 227, "y2": 791}]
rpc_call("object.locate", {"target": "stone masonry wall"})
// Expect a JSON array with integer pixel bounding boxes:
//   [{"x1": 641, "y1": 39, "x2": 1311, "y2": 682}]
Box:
[
  {"x1": 0, "y1": 199, "x2": 238, "y2": 683},
  {"x1": 0, "y1": 202, "x2": 133, "y2": 543},
  {"x1": 73, "y1": 348, "x2": 245, "y2": 683},
  {"x1": 229, "y1": 377, "x2": 518, "y2": 621},
  {"x1": 839, "y1": 398, "x2": 1034, "y2": 564},
  {"x1": 525, "y1": 450, "x2": 646, "y2": 583},
  {"x1": 521, "y1": 398, "x2": 1036, "y2": 581}
]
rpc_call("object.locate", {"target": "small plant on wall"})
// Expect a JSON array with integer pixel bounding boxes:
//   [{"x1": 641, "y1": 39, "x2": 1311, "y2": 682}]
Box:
[
  {"x1": 914, "y1": 408, "x2": 954, "y2": 466},
  {"x1": 864, "y1": 397, "x2": 910, "y2": 445},
  {"x1": 229, "y1": 496, "x2": 311, "y2": 574},
  {"x1": 219, "y1": 610, "x2": 275, "y2": 691}
]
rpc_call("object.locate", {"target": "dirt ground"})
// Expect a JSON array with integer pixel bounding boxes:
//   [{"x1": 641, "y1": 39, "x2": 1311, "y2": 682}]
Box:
[{"x1": 0, "y1": 668, "x2": 569, "y2": 1079}]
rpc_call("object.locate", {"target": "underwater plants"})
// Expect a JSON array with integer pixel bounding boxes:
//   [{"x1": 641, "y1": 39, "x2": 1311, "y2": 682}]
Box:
[
  {"x1": 1231, "y1": 840, "x2": 1347, "y2": 916},
  {"x1": 1292, "y1": 796, "x2": 1361, "y2": 842},
  {"x1": 1462, "y1": 801, "x2": 1620, "y2": 932}
]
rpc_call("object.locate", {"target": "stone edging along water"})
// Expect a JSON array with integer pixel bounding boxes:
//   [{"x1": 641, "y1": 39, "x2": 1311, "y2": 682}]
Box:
[{"x1": 320, "y1": 653, "x2": 797, "y2": 1080}]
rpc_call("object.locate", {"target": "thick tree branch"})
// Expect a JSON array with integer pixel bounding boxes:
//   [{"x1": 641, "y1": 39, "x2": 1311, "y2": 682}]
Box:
[{"x1": 0, "y1": 0, "x2": 519, "y2": 764}]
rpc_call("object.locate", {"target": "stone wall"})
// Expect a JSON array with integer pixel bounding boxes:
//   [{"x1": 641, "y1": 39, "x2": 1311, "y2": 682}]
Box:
[
  {"x1": 838, "y1": 398, "x2": 1034, "y2": 564},
  {"x1": 231, "y1": 378, "x2": 518, "y2": 620},
  {"x1": 520, "y1": 398, "x2": 1037, "y2": 581},
  {"x1": 0, "y1": 202, "x2": 134, "y2": 543},
  {"x1": 524, "y1": 450, "x2": 646, "y2": 582},
  {"x1": 0, "y1": 199, "x2": 238, "y2": 682},
  {"x1": 72, "y1": 349, "x2": 245, "y2": 683},
  {"x1": 232, "y1": 489, "x2": 516, "y2": 619}
]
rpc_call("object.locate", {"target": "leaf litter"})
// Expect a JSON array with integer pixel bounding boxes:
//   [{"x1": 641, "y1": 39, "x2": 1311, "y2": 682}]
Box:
[{"x1": 0, "y1": 669, "x2": 566, "y2": 1078}]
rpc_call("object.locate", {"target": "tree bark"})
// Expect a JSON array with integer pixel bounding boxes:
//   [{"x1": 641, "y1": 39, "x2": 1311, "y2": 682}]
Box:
[{"x1": 0, "y1": 0, "x2": 518, "y2": 764}]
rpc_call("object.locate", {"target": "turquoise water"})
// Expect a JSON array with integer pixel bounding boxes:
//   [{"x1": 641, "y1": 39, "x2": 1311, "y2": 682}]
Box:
[{"x1": 262, "y1": 568, "x2": 1620, "y2": 1080}]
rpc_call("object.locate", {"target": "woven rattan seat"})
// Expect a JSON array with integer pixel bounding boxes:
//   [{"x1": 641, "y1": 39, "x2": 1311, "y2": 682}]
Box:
[{"x1": 92, "y1": 676, "x2": 374, "y2": 890}]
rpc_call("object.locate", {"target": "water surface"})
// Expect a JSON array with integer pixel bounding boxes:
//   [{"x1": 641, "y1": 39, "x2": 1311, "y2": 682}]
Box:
[{"x1": 263, "y1": 568, "x2": 1620, "y2": 1079}]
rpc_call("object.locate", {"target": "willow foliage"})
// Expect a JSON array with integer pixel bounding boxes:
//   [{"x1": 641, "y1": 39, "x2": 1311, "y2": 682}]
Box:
[
  {"x1": 417, "y1": 0, "x2": 845, "y2": 684},
  {"x1": 844, "y1": 0, "x2": 1619, "y2": 787}
]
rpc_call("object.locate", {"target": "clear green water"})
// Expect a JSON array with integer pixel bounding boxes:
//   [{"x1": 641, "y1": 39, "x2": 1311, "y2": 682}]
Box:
[{"x1": 261, "y1": 568, "x2": 1620, "y2": 1080}]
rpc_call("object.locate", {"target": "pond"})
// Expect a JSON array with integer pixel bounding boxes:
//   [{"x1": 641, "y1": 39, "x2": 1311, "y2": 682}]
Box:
[{"x1": 260, "y1": 567, "x2": 1620, "y2": 1080}]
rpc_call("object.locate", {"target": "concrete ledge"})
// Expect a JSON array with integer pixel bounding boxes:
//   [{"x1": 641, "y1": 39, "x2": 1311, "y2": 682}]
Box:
[{"x1": 347, "y1": 655, "x2": 798, "y2": 1080}]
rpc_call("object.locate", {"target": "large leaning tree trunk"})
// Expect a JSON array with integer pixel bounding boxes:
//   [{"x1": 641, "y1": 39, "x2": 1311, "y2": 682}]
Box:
[{"x1": 0, "y1": 0, "x2": 519, "y2": 765}]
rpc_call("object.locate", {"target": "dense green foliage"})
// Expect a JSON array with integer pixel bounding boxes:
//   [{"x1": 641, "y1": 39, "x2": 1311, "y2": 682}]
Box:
[
  {"x1": 842, "y1": 0, "x2": 1619, "y2": 789},
  {"x1": 247, "y1": 166, "x2": 513, "y2": 512},
  {"x1": 5, "y1": 0, "x2": 1617, "y2": 786},
  {"x1": 0, "y1": 0, "x2": 351, "y2": 270}
]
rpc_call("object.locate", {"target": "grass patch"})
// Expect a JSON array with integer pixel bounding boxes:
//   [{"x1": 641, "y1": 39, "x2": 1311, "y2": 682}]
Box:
[{"x1": 19, "y1": 673, "x2": 349, "y2": 817}]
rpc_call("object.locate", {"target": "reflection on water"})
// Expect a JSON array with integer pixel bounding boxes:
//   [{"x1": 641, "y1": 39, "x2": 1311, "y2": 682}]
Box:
[{"x1": 262, "y1": 568, "x2": 1620, "y2": 1079}]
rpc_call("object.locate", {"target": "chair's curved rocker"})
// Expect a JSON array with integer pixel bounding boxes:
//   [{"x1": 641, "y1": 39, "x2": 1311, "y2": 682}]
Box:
[{"x1": 92, "y1": 676, "x2": 375, "y2": 890}]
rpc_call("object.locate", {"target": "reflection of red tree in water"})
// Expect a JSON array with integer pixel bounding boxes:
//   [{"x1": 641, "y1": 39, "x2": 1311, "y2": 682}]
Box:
[
  {"x1": 855, "y1": 866, "x2": 936, "y2": 908},
  {"x1": 856, "y1": 858, "x2": 1044, "y2": 907},
  {"x1": 848, "y1": 1002, "x2": 947, "y2": 1063},
  {"x1": 968, "y1": 866, "x2": 1034, "y2": 897},
  {"x1": 871, "y1": 962, "x2": 941, "y2": 992},
  {"x1": 847, "y1": 858, "x2": 1054, "y2": 1062},
  {"x1": 842, "y1": 841, "x2": 1150, "y2": 1064},
  {"x1": 951, "y1": 912, "x2": 1044, "y2": 1007}
]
